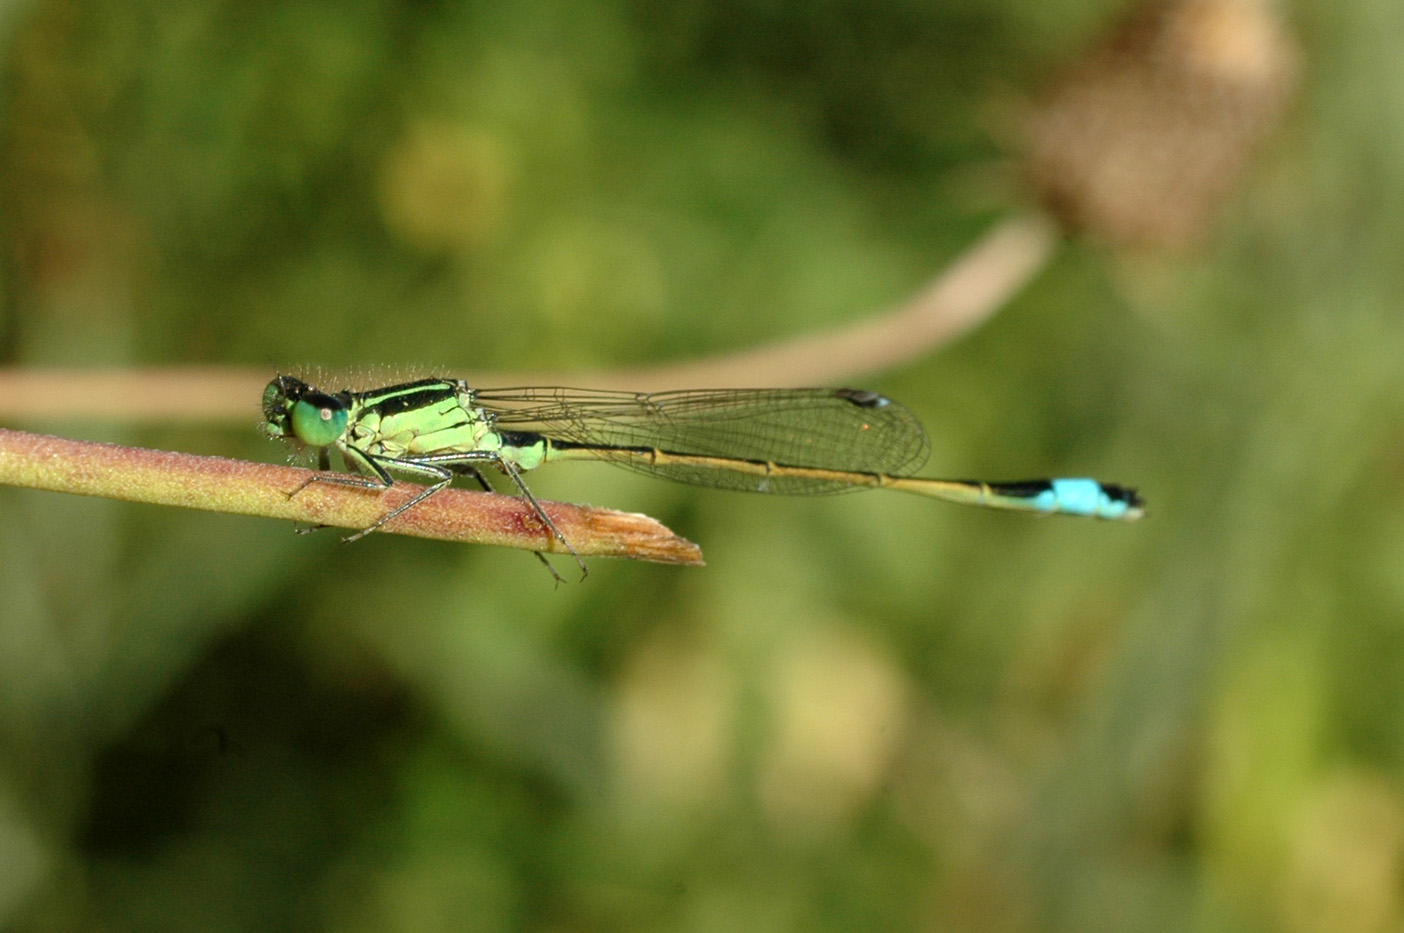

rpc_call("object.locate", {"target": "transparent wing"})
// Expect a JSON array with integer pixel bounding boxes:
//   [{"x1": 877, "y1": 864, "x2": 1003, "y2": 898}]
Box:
[{"x1": 473, "y1": 386, "x2": 932, "y2": 494}]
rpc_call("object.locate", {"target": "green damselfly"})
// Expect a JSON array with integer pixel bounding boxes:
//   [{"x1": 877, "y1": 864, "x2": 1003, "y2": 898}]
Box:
[{"x1": 262, "y1": 375, "x2": 1143, "y2": 572}]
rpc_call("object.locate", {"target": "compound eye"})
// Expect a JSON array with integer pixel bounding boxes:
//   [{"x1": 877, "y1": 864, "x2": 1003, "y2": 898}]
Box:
[
  {"x1": 261, "y1": 380, "x2": 285, "y2": 421},
  {"x1": 289, "y1": 394, "x2": 348, "y2": 447}
]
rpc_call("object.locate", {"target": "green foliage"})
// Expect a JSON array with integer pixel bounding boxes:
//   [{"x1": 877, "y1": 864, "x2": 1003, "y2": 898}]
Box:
[{"x1": 2, "y1": 0, "x2": 1402, "y2": 930}]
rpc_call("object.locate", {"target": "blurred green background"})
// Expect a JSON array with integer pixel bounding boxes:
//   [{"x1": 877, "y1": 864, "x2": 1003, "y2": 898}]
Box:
[{"x1": 1, "y1": 0, "x2": 1401, "y2": 930}]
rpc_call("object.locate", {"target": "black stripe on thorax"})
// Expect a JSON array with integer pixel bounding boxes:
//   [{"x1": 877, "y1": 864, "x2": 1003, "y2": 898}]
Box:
[{"x1": 356, "y1": 380, "x2": 461, "y2": 417}]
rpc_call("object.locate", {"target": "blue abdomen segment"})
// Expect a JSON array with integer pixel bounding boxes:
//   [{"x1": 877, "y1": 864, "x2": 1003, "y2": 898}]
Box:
[{"x1": 994, "y1": 478, "x2": 1144, "y2": 520}]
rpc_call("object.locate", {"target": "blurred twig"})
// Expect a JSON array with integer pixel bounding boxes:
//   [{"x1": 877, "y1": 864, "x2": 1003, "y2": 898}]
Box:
[
  {"x1": 0, "y1": 428, "x2": 704, "y2": 566},
  {"x1": 0, "y1": 215, "x2": 1058, "y2": 422},
  {"x1": 583, "y1": 213, "x2": 1058, "y2": 389}
]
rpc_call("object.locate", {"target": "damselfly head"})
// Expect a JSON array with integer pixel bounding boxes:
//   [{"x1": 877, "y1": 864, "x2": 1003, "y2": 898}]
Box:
[{"x1": 261, "y1": 375, "x2": 349, "y2": 449}]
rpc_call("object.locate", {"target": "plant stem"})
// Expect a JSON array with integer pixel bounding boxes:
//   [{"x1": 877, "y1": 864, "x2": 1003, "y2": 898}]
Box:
[{"x1": 0, "y1": 427, "x2": 703, "y2": 566}]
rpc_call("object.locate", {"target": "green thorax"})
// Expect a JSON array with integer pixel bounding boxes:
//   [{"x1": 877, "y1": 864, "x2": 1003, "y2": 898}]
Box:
[{"x1": 346, "y1": 379, "x2": 502, "y2": 459}]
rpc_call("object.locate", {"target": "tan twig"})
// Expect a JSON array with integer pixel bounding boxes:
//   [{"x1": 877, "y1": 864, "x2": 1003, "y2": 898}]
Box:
[
  {"x1": 0, "y1": 428, "x2": 703, "y2": 566},
  {"x1": 587, "y1": 213, "x2": 1058, "y2": 389}
]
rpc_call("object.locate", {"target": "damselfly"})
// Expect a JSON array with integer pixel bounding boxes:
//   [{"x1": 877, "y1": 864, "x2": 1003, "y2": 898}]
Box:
[{"x1": 262, "y1": 375, "x2": 1143, "y2": 573}]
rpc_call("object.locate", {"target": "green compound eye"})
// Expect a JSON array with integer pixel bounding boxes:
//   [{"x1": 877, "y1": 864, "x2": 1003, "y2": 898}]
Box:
[{"x1": 290, "y1": 394, "x2": 349, "y2": 447}]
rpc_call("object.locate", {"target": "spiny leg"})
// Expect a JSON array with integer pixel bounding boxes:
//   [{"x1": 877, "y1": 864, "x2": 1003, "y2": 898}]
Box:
[
  {"x1": 494, "y1": 458, "x2": 586, "y2": 580},
  {"x1": 452, "y1": 465, "x2": 563, "y2": 582},
  {"x1": 410, "y1": 450, "x2": 588, "y2": 580},
  {"x1": 286, "y1": 448, "x2": 392, "y2": 535},
  {"x1": 285, "y1": 445, "x2": 452, "y2": 542},
  {"x1": 340, "y1": 460, "x2": 455, "y2": 542}
]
